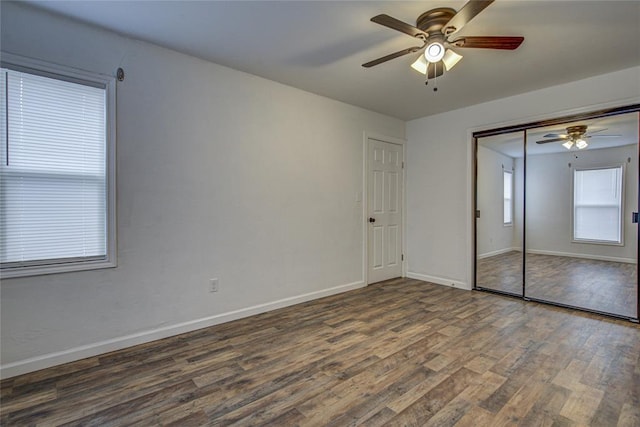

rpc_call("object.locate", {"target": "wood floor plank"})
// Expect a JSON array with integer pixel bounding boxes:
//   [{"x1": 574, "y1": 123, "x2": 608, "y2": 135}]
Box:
[{"x1": 1, "y1": 278, "x2": 638, "y2": 426}]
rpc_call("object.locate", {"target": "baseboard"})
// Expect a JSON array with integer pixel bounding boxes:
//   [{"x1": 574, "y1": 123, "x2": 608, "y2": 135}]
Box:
[
  {"x1": 406, "y1": 272, "x2": 469, "y2": 290},
  {"x1": 0, "y1": 280, "x2": 366, "y2": 379},
  {"x1": 477, "y1": 247, "x2": 520, "y2": 259},
  {"x1": 526, "y1": 249, "x2": 636, "y2": 264}
]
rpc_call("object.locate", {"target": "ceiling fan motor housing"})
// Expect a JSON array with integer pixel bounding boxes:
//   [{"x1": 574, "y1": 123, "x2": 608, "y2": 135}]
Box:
[
  {"x1": 416, "y1": 8, "x2": 456, "y2": 34},
  {"x1": 567, "y1": 125, "x2": 588, "y2": 139}
]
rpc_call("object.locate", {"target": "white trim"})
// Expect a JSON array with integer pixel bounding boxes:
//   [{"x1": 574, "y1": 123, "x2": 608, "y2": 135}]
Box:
[
  {"x1": 477, "y1": 247, "x2": 520, "y2": 259},
  {"x1": 362, "y1": 132, "x2": 407, "y2": 285},
  {"x1": 526, "y1": 249, "x2": 636, "y2": 264},
  {"x1": 0, "y1": 51, "x2": 117, "y2": 278},
  {"x1": 406, "y1": 271, "x2": 469, "y2": 290},
  {"x1": 0, "y1": 280, "x2": 366, "y2": 379}
]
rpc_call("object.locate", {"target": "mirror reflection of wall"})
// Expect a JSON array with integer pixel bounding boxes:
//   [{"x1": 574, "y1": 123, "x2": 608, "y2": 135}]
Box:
[
  {"x1": 524, "y1": 112, "x2": 638, "y2": 318},
  {"x1": 476, "y1": 132, "x2": 524, "y2": 296}
]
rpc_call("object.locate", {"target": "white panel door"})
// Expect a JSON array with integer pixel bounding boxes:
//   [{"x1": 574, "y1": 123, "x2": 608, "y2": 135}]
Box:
[{"x1": 367, "y1": 138, "x2": 403, "y2": 283}]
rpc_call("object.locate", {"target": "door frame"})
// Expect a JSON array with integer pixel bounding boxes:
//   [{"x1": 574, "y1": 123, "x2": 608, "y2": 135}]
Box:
[{"x1": 363, "y1": 132, "x2": 407, "y2": 285}]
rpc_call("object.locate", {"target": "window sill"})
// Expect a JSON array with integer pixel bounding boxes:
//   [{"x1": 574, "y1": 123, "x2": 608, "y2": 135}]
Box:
[
  {"x1": 572, "y1": 238, "x2": 624, "y2": 247},
  {"x1": 1, "y1": 259, "x2": 116, "y2": 279}
]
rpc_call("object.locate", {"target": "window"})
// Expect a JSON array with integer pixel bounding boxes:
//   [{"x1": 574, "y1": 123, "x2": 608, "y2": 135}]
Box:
[
  {"x1": 503, "y1": 170, "x2": 513, "y2": 225},
  {"x1": 0, "y1": 54, "x2": 116, "y2": 278},
  {"x1": 573, "y1": 166, "x2": 623, "y2": 244}
]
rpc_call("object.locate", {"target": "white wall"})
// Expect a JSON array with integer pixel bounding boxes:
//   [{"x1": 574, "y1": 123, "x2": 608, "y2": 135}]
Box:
[
  {"x1": 0, "y1": 3, "x2": 405, "y2": 377},
  {"x1": 526, "y1": 144, "x2": 638, "y2": 262},
  {"x1": 476, "y1": 146, "x2": 517, "y2": 257},
  {"x1": 406, "y1": 66, "x2": 640, "y2": 289}
]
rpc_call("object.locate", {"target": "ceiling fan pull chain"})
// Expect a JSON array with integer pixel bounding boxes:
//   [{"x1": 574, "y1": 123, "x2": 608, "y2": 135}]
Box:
[
  {"x1": 433, "y1": 65, "x2": 438, "y2": 92},
  {"x1": 425, "y1": 63, "x2": 429, "y2": 86}
]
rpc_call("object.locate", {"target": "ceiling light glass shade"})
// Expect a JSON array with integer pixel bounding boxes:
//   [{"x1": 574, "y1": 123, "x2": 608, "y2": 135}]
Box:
[
  {"x1": 562, "y1": 140, "x2": 574, "y2": 150},
  {"x1": 425, "y1": 42, "x2": 445, "y2": 63},
  {"x1": 442, "y1": 49, "x2": 463, "y2": 71},
  {"x1": 411, "y1": 49, "x2": 462, "y2": 75},
  {"x1": 410, "y1": 55, "x2": 428, "y2": 74},
  {"x1": 575, "y1": 138, "x2": 588, "y2": 149}
]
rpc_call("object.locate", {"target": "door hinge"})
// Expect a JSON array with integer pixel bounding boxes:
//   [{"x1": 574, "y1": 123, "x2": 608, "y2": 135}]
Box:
[
  {"x1": 401, "y1": 254, "x2": 404, "y2": 261},
  {"x1": 402, "y1": 161, "x2": 404, "y2": 169}
]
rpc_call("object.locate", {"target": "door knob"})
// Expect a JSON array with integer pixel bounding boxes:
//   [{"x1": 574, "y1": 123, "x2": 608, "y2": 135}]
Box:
[{"x1": 369, "y1": 217, "x2": 376, "y2": 223}]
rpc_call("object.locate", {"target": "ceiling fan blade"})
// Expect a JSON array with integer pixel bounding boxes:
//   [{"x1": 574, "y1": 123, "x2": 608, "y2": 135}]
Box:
[
  {"x1": 362, "y1": 46, "x2": 422, "y2": 68},
  {"x1": 450, "y1": 36, "x2": 524, "y2": 50},
  {"x1": 536, "y1": 138, "x2": 567, "y2": 144},
  {"x1": 587, "y1": 134, "x2": 621, "y2": 138},
  {"x1": 444, "y1": 0, "x2": 494, "y2": 35},
  {"x1": 427, "y1": 61, "x2": 444, "y2": 79},
  {"x1": 371, "y1": 14, "x2": 426, "y2": 38},
  {"x1": 543, "y1": 133, "x2": 567, "y2": 138}
]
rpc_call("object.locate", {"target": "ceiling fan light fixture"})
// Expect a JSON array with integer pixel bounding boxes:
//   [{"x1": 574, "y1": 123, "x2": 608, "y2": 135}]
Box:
[
  {"x1": 562, "y1": 140, "x2": 574, "y2": 150},
  {"x1": 575, "y1": 138, "x2": 588, "y2": 149},
  {"x1": 425, "y1": 41, "x2": 445, "y2": 63},
  {"x1": 442, "y1": 49, "x2": 463, "y2": 70},
  {"x1": 410, "y1": 55, "x2": 428, "y2": 74}
]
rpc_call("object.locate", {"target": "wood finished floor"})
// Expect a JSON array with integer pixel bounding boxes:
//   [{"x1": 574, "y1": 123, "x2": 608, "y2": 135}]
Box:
[
  {"x1": 2, "y1": 278, "x2": 640, "y2": 426},
  {"x1": 477, "y1": 251, "x2": 638, "y2": 318}
]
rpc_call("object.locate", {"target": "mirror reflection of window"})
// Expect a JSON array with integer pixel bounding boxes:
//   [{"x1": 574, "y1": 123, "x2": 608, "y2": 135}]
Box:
[
  {"x1": 573, "y1": 166, "x2": 623, "y2": 244},
  {"x1": 503, "y1": 169, "x2": 513, "y2": 225}
]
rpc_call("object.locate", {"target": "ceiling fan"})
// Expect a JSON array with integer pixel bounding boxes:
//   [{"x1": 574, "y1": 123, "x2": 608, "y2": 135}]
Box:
[
  {"x1": 362, "y1": 0, "x2": 524, "y2": 88},
  {"x1": 535, "y1": 125, "x2": 621, "y2": 150}
]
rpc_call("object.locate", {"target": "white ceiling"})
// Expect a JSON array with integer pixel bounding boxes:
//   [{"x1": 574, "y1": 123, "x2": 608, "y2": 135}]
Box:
[{"x1": 23, "y1": 0, "x2": 640, "y2": 120}]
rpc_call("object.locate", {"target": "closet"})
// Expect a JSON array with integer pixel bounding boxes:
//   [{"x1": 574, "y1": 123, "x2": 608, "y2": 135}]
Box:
[{"x1": 474, "y1": 105, "x2": 639, "y2": 321}]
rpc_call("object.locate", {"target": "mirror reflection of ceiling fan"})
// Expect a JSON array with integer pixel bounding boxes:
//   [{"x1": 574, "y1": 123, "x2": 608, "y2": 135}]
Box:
[
  {"x1": 362, "y1": 0, "x2": 524, "y2": 88},
  {"x1": 535, "y1": 125, "x2": 621, "y2": 150}
]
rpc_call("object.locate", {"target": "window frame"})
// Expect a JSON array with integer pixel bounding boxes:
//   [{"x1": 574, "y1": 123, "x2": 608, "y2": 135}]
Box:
[
  {"x1": 503, "y1": 169, "x2": 513, "y2": 226},
  {"x1": 571, "y1": 164, "x2": 625, "y2": 246},
  {"x1": 0, "y1": 52, "x2": 117, "y2": 278}
]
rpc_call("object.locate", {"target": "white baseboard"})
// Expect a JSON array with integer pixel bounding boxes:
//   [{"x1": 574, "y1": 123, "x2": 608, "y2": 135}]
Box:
[
  {"x1": 526, "y1": 249, "x2": 636, "y2": 264},
  {"x1": 406, "y1": 272, "x2": 470, "y2": 290},
  {"x1": 0, "y1": 280, "x2": 366, "y2": 379},
  {"x1": 477, "y1": 247, "x2": 520, "y2": 260}
]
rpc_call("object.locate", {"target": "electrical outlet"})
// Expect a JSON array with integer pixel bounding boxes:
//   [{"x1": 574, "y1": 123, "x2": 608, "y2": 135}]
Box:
[{"x1": 209, "y1": 278, "x2": 219, "y2": 293}]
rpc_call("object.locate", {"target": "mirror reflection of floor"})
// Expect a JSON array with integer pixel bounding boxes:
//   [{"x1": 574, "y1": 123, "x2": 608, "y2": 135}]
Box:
[
  {"x1": 476, "y1": 251, "x2": 638, "y2": 318},
  {"x1": 476, "y1": 251, "x2": 523, "y2": 295}
]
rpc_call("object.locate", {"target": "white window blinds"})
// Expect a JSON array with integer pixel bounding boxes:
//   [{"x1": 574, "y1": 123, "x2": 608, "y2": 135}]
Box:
[
  {"x1": 0, "y1": 67, "x2": 108, "y2": 267},
  {"x1": 573, "y1": 166, "x2": 623, "y2": 244}
]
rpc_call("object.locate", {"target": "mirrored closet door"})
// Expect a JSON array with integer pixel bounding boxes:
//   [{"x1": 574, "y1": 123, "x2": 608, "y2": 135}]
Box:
[
  {"x1": 475, "y1": 131, "x2": 524, "y2": 297},
  {"x1": 474, "y1": 106, "x2": 639, "y2": 321},
  {"x1": 524, "y1": 111, "x2": 638, "y2": 318}
]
